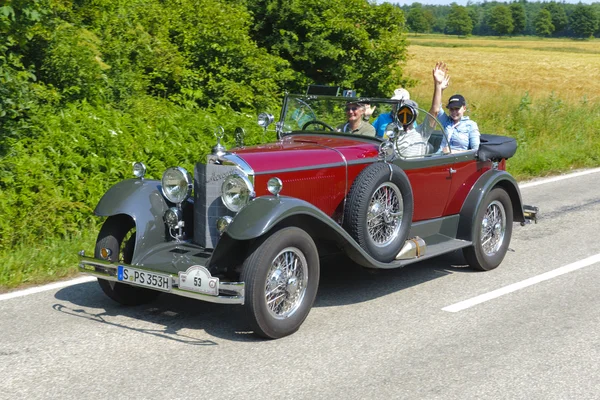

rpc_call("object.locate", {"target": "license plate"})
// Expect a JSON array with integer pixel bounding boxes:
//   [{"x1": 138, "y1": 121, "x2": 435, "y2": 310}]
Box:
[
  {"x1": 178, "y1": 265, "x2": 219, "y2": 296},
  {"x1": 117, "y1": 266, "x2": 172, "y2": 292}
]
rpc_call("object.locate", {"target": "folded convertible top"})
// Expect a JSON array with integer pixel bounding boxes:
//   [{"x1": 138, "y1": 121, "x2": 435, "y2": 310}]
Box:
[{"x1": 478, "y1": 134, "x2": 517, "y2": 161}]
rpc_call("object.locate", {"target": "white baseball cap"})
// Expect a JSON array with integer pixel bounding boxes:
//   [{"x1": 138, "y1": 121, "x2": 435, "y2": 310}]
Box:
[{"x1": 391, "y1": 88, "x2": 410, "y2": 100}]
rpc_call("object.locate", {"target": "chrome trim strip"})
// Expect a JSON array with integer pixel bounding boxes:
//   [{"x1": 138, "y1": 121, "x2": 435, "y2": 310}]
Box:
[
  {"x1": 78, "y1": 255, "x2": 245, "y2": 305},
  {"x1": 254, "y1": 157, "x2": 379, "y2": 175},
  {"x1": 347, "y1": 157, "x2": 380, "y2": 165},
  {"x1": 256, "y1": 162, "x2": 344, "y2": 175},
  {"x1": 220, "y1": 153, "x2": 254, "y2": 175}
]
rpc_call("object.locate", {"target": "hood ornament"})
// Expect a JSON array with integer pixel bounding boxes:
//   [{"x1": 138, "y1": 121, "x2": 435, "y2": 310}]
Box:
[{"x1": 211, "y1": 126, "x2": 226, "y2": 157}]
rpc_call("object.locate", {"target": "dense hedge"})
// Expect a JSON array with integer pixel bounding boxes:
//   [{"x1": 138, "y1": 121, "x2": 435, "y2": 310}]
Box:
[
  {"x1": 0, "y1": 97, "x2": 269, "y2": 250},
  {"x1": 0, "y1": 0, "x2": 410, "y2": 252}
]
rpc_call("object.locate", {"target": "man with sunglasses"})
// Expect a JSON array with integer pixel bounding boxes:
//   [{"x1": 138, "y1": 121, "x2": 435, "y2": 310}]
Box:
[
  {"x1": 336, "y1": 101, "x2": 376, "y2": 137},
  {"x1": 429, "y1": 61, "x2": 480, "y2": 153}
]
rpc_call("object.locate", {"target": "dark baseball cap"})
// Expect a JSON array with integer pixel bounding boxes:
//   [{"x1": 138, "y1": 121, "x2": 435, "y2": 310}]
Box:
[{"x1": 447, "y1": 94, "x2": 466, "y2": 108}]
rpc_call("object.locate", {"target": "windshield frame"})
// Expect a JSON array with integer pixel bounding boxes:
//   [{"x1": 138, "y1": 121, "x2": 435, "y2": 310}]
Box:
[{"x1": 277, "y1": 93, "x2": 458, "y2": 158}]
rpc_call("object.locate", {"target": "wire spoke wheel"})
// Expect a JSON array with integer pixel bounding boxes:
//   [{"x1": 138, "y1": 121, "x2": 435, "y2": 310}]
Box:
[
  {"x1": 265, "y1": 247, "x2": 308, "y2": 319},
  {"x1": 463, "y1": 188, "x2": 513, "y2": 271},
  {"x1": 367, "y1": 182, "x2": 403, "y2": 247},
  {"x1": 480, "y1": 200, "x2": 506, "y2": 256},
  {"x1": 241, "y1": 227, "x2": 319, "y2": 339}
]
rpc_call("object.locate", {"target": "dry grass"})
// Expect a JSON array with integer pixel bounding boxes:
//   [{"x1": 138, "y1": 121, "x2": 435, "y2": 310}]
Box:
[{"x1": 404, "y1": 36, "x2": 600, "y2": 105}]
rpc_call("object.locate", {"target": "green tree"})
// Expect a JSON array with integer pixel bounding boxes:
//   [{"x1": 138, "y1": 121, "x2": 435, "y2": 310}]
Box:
[
  {"x1": 570, "y1": 4, "x2": 599, "y2": 38},
  {"x1": 543, "y1": 2, "x2": 568, "y2": 34},
  {"x1": 247, "y1": 0, "x2": 410, "y2": 97},
  {"x1": 445, "y1": 5, "x2": 473, "y2": 36},
  {"x1": 510, "y1": 2, "x2": 526, "y2": 35},
  {"x1": 488, "y1": 5, "x2": 514, "y2": 36},
  {"x1": 535, "y1": 9, "x2": 554, "y2": 37},
  {"x1": 407, "y1": 4, "x2": 430, "y2": 34},
  {"x1": 423, "y1": 9, "x2": 435, "y2": 31},
  {"x1": 467, "y1": 6, "x2": 482, "y2": 33},
  {"x1": 0, "y1": 0, "x2": 47, "y2": 149}
]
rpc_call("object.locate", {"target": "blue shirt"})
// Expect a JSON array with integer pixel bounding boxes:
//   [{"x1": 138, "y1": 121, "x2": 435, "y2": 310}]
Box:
[
  {"x1": 437, "y1": 110, "x2": 480, "y2": 151},
  {"x1": 372, "y1": 113, "x2": 394, "y2": 138}
]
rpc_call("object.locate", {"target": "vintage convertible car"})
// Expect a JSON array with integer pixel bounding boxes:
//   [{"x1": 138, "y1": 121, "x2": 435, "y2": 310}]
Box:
[{"x1": 78, "y1": 87, "x2": 537, "y2": 339}]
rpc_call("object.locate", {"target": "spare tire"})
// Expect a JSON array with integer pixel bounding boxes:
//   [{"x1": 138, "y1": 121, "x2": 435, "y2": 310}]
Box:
[{"x1": 343, "y1": 163, "x2": 414, "y2": 263}]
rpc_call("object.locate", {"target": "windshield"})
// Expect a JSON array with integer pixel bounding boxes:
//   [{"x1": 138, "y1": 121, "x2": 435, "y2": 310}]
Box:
[{"x1": 280, "y1": 94, "x2": 449, "y2": 158}]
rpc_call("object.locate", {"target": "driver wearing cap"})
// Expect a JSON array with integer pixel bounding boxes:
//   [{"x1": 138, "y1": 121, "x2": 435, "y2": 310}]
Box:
[{"x1": 337, "y1": 101, "x2": 376, "y2": 137}]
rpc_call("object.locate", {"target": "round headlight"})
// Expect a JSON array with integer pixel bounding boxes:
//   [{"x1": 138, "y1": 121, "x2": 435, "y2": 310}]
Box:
[
  {"x1": 164, "y1": 207, "x2": 183, "y2": 229},
  {"x1": 221, "y1": 174, "x2": 255, "y2": 212},
  {"x1": 161, "y1": 167, "x2": 192, "y2": 204}
]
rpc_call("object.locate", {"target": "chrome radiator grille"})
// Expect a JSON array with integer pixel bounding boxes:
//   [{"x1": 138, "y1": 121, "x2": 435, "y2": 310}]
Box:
[{"x1": 194, "y1": 162, "x2": 238, "y2": 249}]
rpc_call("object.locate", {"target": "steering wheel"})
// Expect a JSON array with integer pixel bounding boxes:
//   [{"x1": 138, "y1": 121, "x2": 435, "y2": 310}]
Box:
[{"x1": 302, "y1": 120, "x2": 335, "y2": 131}]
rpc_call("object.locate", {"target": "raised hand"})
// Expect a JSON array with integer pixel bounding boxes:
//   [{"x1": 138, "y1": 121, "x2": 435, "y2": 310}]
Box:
[
  {"x1": 432, "y1": 61, "x2": 449, "y2": 88},
  {"x1": 440, "y1": 74, "x2": 450, "y2": 90},
  {"x1": 364, "y1": 104, "x2": 376, "y2": 119}
]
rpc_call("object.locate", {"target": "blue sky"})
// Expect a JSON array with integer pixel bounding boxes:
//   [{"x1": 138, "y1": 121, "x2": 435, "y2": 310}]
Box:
[{"x1": 373, "y1": 0, "x2": 596, "y2": 5}]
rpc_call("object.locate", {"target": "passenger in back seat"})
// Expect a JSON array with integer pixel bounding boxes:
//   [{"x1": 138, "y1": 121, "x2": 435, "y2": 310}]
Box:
[{"x1": 429, "y1": 62, "x2": 480, "y2": 153}]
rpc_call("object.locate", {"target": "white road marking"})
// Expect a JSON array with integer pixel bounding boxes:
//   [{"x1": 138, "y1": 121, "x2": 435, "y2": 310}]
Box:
[
  {"x1": 0, "y1": 276, "x2": 96, "y2": 301},
  {"x1": 442, "y1": 253, "x2": 600, "y2": 312},
  {"x1": 519, "y1": 167, "x2": 600, "y2": 189}
]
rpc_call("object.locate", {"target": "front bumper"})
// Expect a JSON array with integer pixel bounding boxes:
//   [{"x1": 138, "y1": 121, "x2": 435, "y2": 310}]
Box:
[{"x1": 78, "y1": 251, "x2": 245, "y2": 305}]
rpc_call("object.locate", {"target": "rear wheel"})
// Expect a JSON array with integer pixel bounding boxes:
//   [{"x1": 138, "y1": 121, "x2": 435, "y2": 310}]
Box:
[
  {"x1": 463, "y1": 188, "x2": 513, "y2": 271},
  {"x1": 241, "y1": 227, "x2": 320, "y2": 339},
  {"x1": 95, "y1": 215, "x2": 161, "y2": 305}
]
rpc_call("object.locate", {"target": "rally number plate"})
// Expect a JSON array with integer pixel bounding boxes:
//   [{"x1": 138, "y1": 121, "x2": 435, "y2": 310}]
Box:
[
  {"x1": 117, "y1": 266, "x2": 172, "y2": 292},
  {"x1": 178, "y1": 265, "x2": 219, "y2": 296}
]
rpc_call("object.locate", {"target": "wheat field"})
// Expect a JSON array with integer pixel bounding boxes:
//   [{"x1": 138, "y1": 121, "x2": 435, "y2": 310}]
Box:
[{"x1": 404, "y1": 36, "x2": 600, "y2": 105}]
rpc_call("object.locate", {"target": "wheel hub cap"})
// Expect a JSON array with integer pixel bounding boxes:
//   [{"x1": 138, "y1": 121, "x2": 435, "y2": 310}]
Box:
[
  {"x1": 265, "y1": 247, "x2": 308, "y2": 319},
  {"x1": 367, "y1": 182, "x2": 403, "y2": 247},
  {"x1": 481, "y1": 200, "x2": 506, "y2": 256}
]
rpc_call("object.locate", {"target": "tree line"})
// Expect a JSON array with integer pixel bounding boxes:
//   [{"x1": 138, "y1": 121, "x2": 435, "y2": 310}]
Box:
[{"x1": 403, "y1": 1, "x2": 600, "y2": 38}]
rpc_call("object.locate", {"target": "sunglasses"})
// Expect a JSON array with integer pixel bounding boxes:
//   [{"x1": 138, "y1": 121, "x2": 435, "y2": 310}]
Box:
[{"x1": 345, "y1": 106, "x2": 360, "y2": 112}]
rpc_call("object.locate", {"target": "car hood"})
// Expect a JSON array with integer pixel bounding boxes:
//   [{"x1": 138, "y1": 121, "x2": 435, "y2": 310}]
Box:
[{"x1": 232, "y1": 134, "x2": 380, "y2": 174}]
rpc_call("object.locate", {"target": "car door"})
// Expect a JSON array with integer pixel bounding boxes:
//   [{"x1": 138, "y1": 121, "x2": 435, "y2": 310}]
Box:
[{"x1": 399, "y1": 156, "x2": 454, "y2": 221}]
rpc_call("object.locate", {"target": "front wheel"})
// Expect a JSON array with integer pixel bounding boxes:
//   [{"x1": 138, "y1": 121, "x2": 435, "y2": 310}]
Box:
[
  {"x1": 463, "y1": 188, "x2": 513, "y2": 271},
  {"x1": 241, "y1": 227, "x2": 320, "y2": 339},
  {"x1": 95, "y1": 215, "x2": 161, "y2": 305}
]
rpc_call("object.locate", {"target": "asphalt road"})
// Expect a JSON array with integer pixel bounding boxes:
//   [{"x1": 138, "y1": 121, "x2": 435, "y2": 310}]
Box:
[{"x1": 2, "y1": 168, "x2": 600, "y2": 400}]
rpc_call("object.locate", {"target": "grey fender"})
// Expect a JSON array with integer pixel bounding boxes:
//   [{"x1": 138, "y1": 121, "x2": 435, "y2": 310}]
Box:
[
  {"x1": 457, "y1": 169, "x2": 526, "y2": 241},
  {"x1": 219, "y1": 196, "x2": 408, "y2": 270},
  {"x1": 225, "y1": 196, "x2": 343, "y2": 240},
  {"x1": 94, "y1": 179, "x2": 169, "y2": 264}
]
